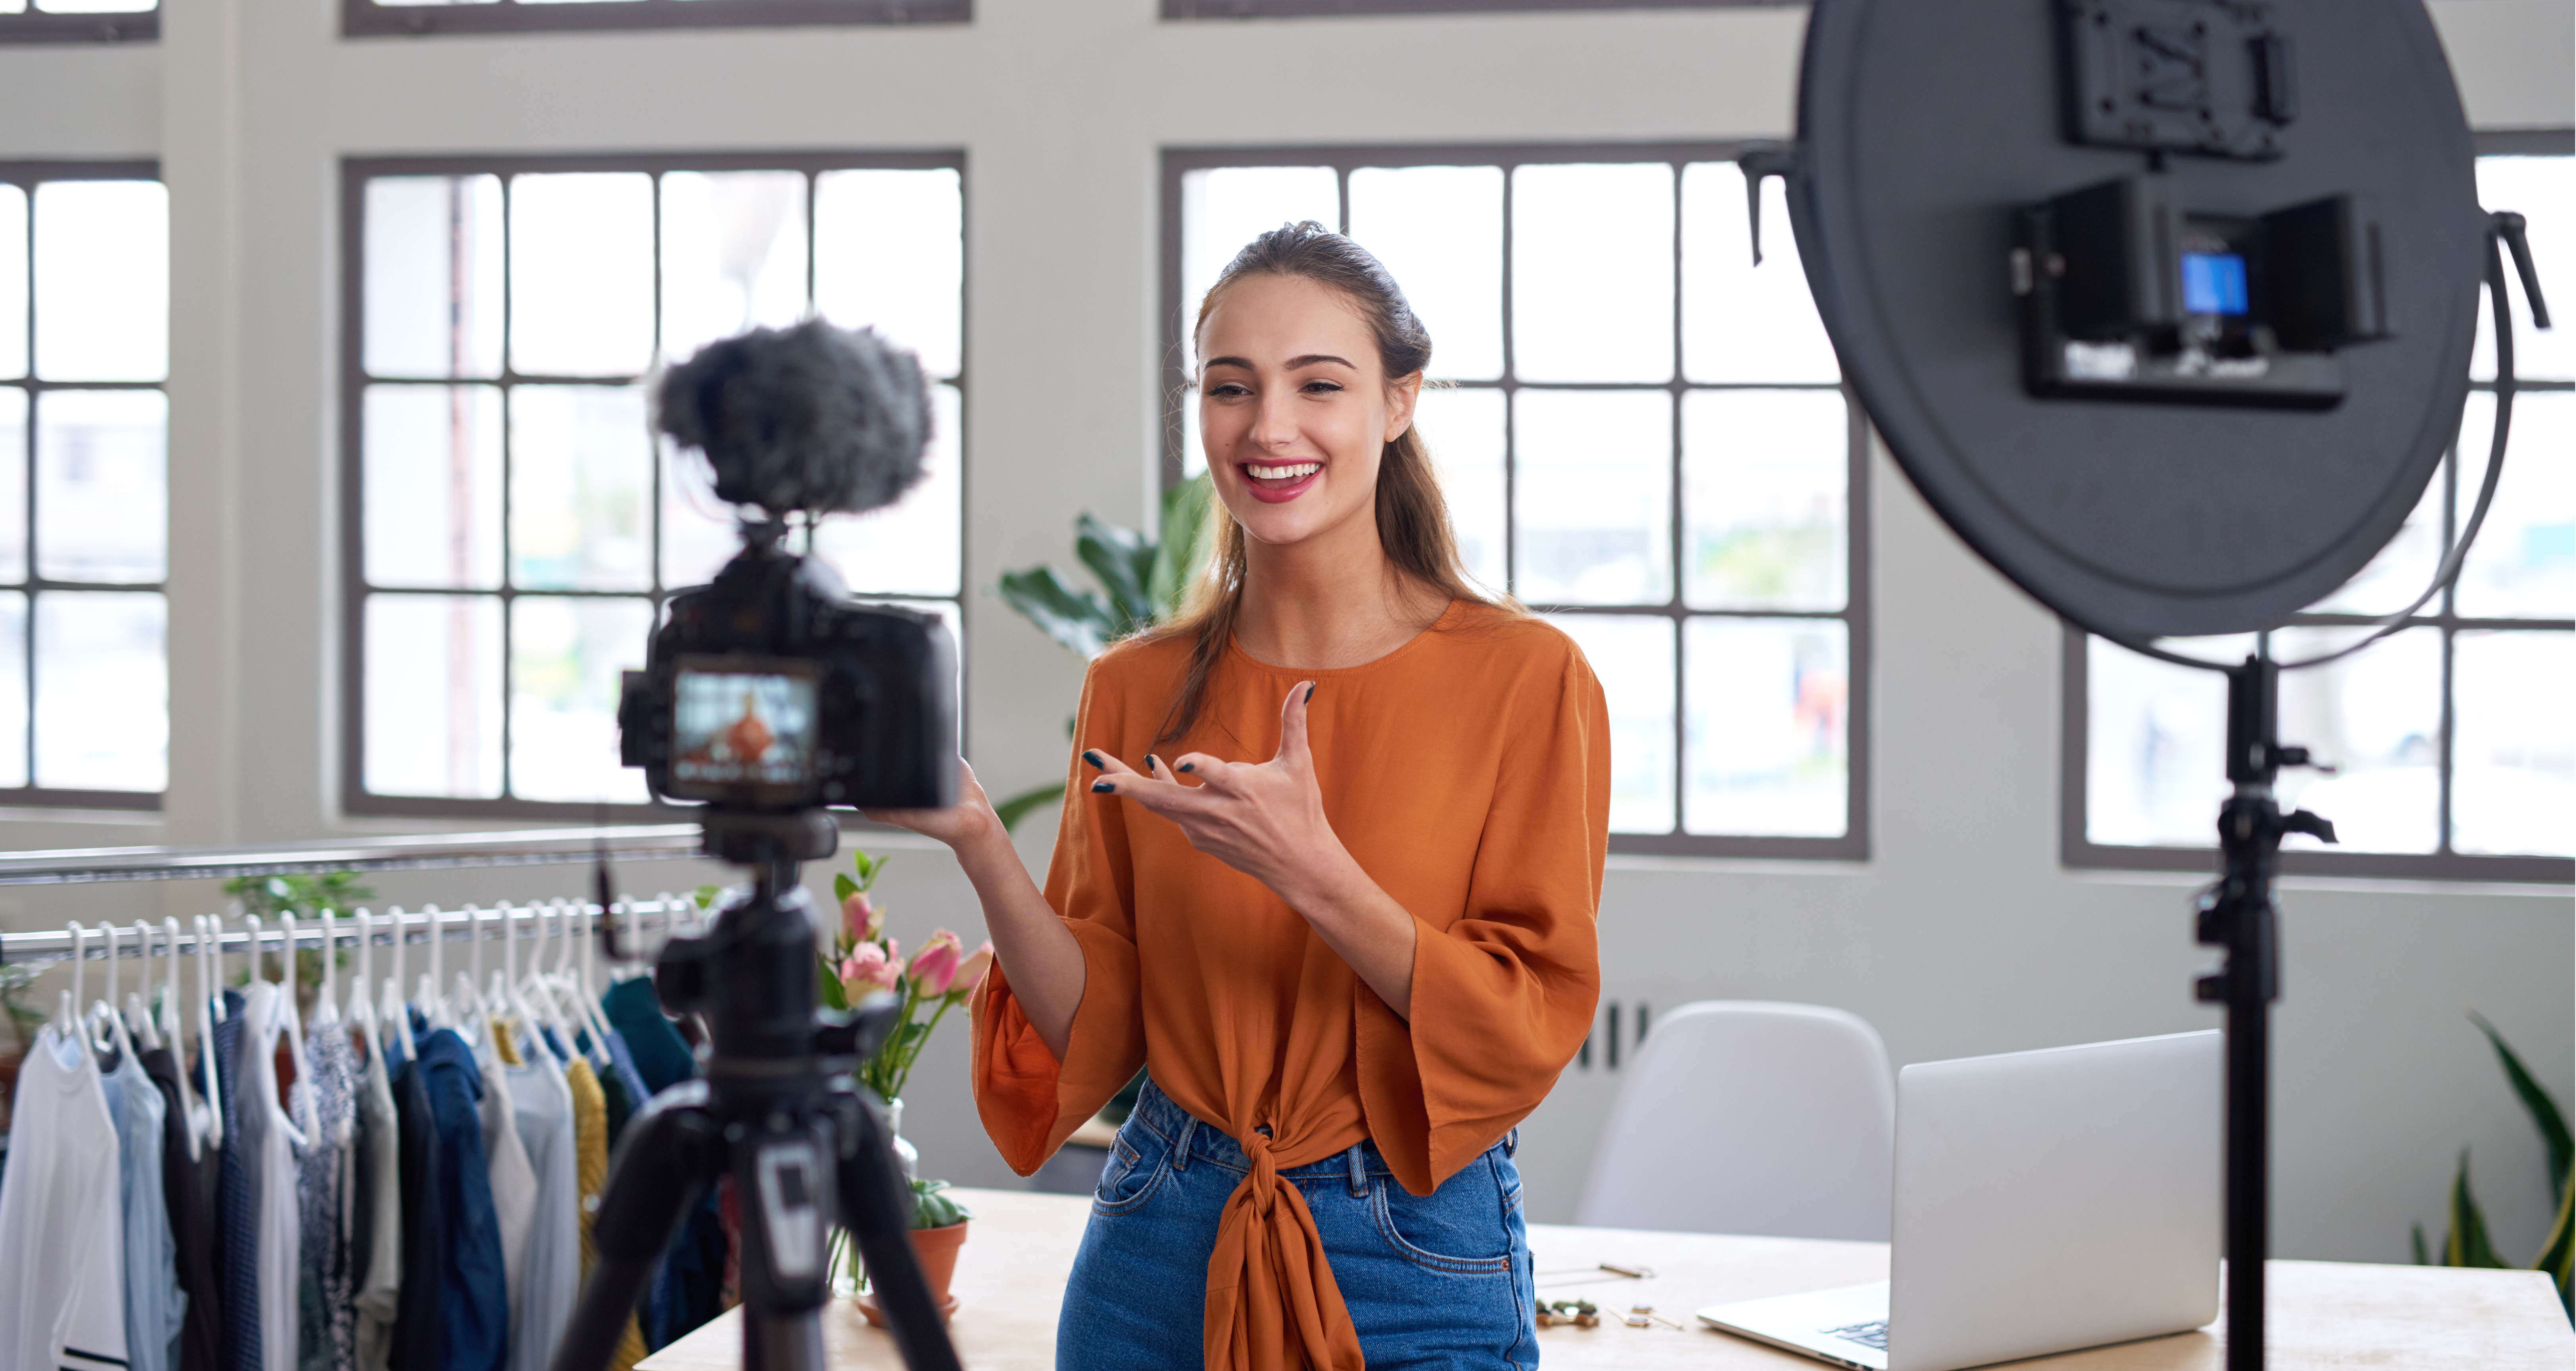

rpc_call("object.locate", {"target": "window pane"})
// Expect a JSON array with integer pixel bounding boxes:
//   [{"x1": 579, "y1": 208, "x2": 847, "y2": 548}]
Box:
[
  {"x1": 2455, "y1": 390, "x2": 2573, "y2": 620},
  {"x1": 34, "y1": 589, "x2": 163, "y2": 791},
  {"x1": 661, "y1": 435, "x2": 737, "y2": 591},
  {"x1": 815, "y1": 169, "x2": 962, "y2": 380},
  {"x1": 1681, "y1": 162, "x2": 1838, "y2": 384},
  {"x1": 365, "y1": 593, "x2": 501, "y2": 799},
  {"x1": 1683, "y1": 389, "x2": 1847, "y2": 611},
  {"x1": 1547, "y1": 613, "x2": 1674, "y2": 833},
  {"x1": 660, "y1": 171, "x2": 810, "y2": 364},
  {"x1": 33, "y1": 180, "x2": 166, "y2": 383},
  {"x1": 363, "y1": 175, "x2": 503, "y2": 379},
  {"x1": 2452, "y1": 629, "x2": 2575, "y2": 856},
  {"x1": 1180, "y1": 167, "x2": 1338, "y2": 329},
  {"x1": 1685, "y1": 616, "x2": 1847, "y2": 837},
  {"x1": 2085, "y1": 634, "x2": 2252, "y2": 847},
  {"x1": 0, "y1": 592, "x2": 22, "y2": 787},
  {"x1": 1512, "y1": 164, "x2": 1672, "y2": 384},
  {"x1": 2267, "y1": 626, "x2": 2441, "y2": 853},
  {"x1": 1414, "y1": 386, "x2": 1506, "y2": 593},
  {"x1": 2472, "y1": 156, "x2": 2571, "y2": 383},
  {"x1": 814, "y1": 383, "x2": 962, "y2": 597},
  {"x1": 509, "y1": 173, "x2": 654, "y2": 377},
  {"x1": 0, "y1": 388, "x2": 23, "y2": 582},
  {"x1": 363, "y1": 384, "x2": 502, "y2": 590},
  {"x1": 509, "y1": 595, "x2": 652, "y2": 804},
  {"x1": 35, "y1": 389, "x2": 165, "y2": 583},
  {"x1": 2310, "y1": 455, "x2": 2443, "y2": 616},
  {"x1": 510, "y1": 385, "x2": 652, "y2": 592},
  {"x1": 1513, "y1": 389, "x2": 1670, "y2": 605},
  {"x1": 1347, "y1": 165, "x2": 1503, "y2": 381},
  {"x1": 0, "y1": 185, "x2": 23, "y2": 379}
]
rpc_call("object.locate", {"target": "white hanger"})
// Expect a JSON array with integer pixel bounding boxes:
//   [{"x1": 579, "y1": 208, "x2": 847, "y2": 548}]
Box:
[
  {"x1": 419, "y1": 903, "x2": 450, "y2": 1030},
  {"x1": 58, "y1": 920, "x2": 85, "y2": 1040},
  {"x1": 385, "y1": 905, "x2": 418, "y2": 1059},
  {"x1": 159, "y1": 917, "x2": 187, "y2": 1051},
  {"x1": 209, "y1": 911, "x2": 231, "y2": 1024},
  {"x1": 195, "y1": 915, "x2": 225, "y2": 1148},
  {"x1": 93, "y1": 923, "x2": 136, "y2": 1063},
  {"x1": 280, "y1": 912, "x2": 316, "y2": 1139},
  {"x1": 127, "y1": 921, "x2": 162, "y2": 1051},
  {"x1": 352, "y1": 908, "x2": 387, "y2": 1076},
  {"x1": 314, "y1": 908, "x2": 341, "y2": 1028}
]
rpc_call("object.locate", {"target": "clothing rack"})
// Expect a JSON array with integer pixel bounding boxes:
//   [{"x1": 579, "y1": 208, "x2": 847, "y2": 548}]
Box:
[{"x1": 0, "y1": 823, "x2": 706, "y2": 886}]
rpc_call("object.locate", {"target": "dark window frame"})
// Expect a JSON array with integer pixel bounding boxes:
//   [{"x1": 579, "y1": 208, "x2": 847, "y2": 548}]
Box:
[
  {"x1": 1165, "y1": 0, "x2": 1783, "y2": 17},
  {"x1": 342, "y1": 0, "x2": 960, "y2": 39},
  {"x1": 1161, "y1": 142, "x2": 1871, "y2": 861},
  {"x1": 339, "y1": 150, "x2": 971, "y2": 823},
  {"x1": 0, "y1": 158, "x2": 166, "y2": 812},
  {"x1": 2060, "y1": 131, "x2": 2575, "y2": 887},
  {"x1": 0, "y1": 10, "x2": 153, "y2": 44}
]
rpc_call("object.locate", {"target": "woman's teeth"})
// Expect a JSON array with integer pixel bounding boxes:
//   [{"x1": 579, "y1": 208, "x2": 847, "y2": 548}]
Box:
[{"x1": 1247, "y1": 462, "x2": 1321, "y2": 480}]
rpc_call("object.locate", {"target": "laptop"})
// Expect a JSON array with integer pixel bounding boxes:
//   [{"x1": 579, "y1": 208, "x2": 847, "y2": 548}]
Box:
[{"x1": 1697, "y1": 1030, "x2": 2221, "y2": 1371}]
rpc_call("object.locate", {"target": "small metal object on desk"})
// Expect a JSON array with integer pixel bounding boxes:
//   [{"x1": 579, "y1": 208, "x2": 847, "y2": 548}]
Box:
[
  {"x1": 1533, "y1": 1260, "x2": 1656, "y2": 1289},
  {"x1": 1537, "y1": 1299, "x2": 1601, "y2": 1329},
  {"x1": 1628, "y1": 1303, "x2": 1685, "y2": 1330}
]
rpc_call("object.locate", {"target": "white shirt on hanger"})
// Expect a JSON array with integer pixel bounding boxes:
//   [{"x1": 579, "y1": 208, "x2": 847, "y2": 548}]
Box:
[
  {"x1": 0, "y1": 1024, "x2": 127, "y2": 1371},
  {"x1": 239, "y1": 982, "x2": 303, "y2": 1371}
]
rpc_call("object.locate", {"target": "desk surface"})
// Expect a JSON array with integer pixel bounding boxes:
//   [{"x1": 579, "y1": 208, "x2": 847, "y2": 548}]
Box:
[{"x1": 636, "y1": 1188, "x2": 2572, "y2": 1371}]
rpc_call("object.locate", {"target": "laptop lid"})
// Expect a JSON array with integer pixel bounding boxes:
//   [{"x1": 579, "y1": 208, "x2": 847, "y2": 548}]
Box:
[{"x1": 1886, "y1": 1030, "x2": 2221, "y2": 1371}]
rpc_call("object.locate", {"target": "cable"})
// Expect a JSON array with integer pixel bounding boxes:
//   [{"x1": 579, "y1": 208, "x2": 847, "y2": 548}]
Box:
[{"x1": 2105, "y1": 210, "x2": 2544, "y2": 675}]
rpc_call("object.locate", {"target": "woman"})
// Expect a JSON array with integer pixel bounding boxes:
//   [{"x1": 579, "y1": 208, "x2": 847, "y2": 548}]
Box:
[{"x1": 875, "y1": 221, "x2": 1607, "y2": 1370}]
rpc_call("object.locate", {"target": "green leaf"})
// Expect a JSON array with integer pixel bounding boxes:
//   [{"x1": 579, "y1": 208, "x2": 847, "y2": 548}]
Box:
[
  {"x1": 2472, "y1": 1012, "x2": 2572, "y2": 1205},
  {"x1": 1147, "y1": 474, "x2": 1215, "y2": 618},
  {"x1": 2412, "y1": 1223, "x2": 2431, "y2": 1266},
  {"x1": 817, "y1": 958, "x2": 848, "y2": 1013},
  {"x1": 993, "y1": 781, "x2": 1066, "y2": 834},
  {"x1": 2448, "y1": 1152, "x2": 2509, "y2": 1268},
  {"x1": 999, "y1": 566, "x2": 1117, "y2": 658},
  {"x1": 1076, "y1": 512, "x2": 1157, "y2": 632},
  {"x1": 911, "y1": 1177, "x2": 972, "y2": 1230},
  {"x1": 692, "y1": 884, "x2": 721, "y2": 910},
  {"x1": 2536, "y1": 1156, "x2": 2573, "y2": 1317},
  {"x1": 833, "y1": 872, "x2": 858, "y2": 903}
]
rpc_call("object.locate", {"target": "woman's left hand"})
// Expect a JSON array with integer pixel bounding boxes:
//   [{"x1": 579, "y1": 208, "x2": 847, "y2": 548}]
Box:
[{"x1": 1082, "y1": 681, "x2": 1342, "y2": 904}]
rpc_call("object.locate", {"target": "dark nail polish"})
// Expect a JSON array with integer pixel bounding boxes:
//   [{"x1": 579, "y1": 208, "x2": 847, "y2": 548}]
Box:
[
  {"x1": 1178, "y1": 761, "x2": 1195, "y2": 774},
  {"x1": 1082, "y1": 750, "x2": 1105, "y2": 770},
  {"x1": 1146, "y1": 755, "x2": 1163, "y2": 773},
  {"x1": 1090, "y1": 780, "x2": 1114, "y2": 793},
  {"x1": 1304, "y1": 684, "x2": 1315, "y2": 703}
]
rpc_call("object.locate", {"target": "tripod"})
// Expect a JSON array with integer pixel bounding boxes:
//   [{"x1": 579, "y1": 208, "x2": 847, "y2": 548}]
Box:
[{"x1": 551, "y1": 811, "x2": 965, "y2": 1371}]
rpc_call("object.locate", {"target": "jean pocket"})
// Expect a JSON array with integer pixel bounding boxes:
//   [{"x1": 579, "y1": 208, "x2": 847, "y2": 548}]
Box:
[
  {"x1": 1092, "y1": 1127, "x2": 1168, "y2": 1217},
  {"x1": 1371, "y1": 1169, "x2": 1516, "y2": 1275}
]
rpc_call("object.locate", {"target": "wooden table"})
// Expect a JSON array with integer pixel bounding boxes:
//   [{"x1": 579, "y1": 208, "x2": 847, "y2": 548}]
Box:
[{"x1": 636, "y1": 1188, "x2": 2573, "y2": 1371}]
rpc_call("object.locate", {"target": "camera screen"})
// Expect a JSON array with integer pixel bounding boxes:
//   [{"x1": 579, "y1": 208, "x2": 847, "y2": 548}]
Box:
[
  {"x1": 671, "y1": 662, "x2": 819, "y2": 792},
  {"x1": 2180, "y1": 251, "x2": 2250, "y2": 317}
]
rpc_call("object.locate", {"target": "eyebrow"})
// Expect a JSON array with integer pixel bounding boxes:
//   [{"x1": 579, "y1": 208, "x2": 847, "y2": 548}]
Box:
[{"x1": 1203, "y1": 353, "x2": 1359, "y2": 372}]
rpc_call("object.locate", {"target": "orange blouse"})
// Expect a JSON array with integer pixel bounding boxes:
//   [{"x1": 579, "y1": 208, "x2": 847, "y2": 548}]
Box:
[{"x1": 970, "y1": 600, "x2": 1610, "y2": 1371}]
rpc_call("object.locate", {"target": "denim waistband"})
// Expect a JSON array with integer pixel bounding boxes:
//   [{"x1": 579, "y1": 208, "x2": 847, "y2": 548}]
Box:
[{"x1": 1121, "y1": 1074, "x2": 1517, "y2": 1184}]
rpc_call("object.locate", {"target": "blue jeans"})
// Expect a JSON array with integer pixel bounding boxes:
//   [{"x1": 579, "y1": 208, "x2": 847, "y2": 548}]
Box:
[{"x1": 1056, "y1": 1078, "x2": 1539, "y2": 1370}]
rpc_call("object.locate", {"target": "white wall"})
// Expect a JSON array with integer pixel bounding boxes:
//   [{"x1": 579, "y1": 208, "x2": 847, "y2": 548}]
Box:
[{"x1": 0, "y1": 0, "x2": 2566, "y2": 1267}]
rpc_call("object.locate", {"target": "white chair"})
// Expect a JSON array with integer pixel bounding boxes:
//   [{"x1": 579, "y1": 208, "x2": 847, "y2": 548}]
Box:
[{"x1": 1575, "y1": 1000, "x2": 1895, "y2": 1241}]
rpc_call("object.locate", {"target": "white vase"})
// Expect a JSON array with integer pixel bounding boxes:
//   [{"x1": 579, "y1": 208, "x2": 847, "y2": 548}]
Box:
[{"x1": 887, "y1": 1095, "x2": 919, "y2": 1183}]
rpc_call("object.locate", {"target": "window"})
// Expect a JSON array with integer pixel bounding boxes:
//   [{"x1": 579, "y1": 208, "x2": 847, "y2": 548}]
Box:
[
  {"x1": 1165, "y1": 145, "x2": 1868, "y2": 859},
  {"x1": 0, "y1": 164, "x2": 169, "y2": 809},
  {"x1": 343, "y1": 153, "x2": 965, "y2": 818},
  {"x1": 343, "y1": 0, "x2": 959, "y2": 39},
  {"x1": 2067, "y1": 146, "x2": 2574, "y2": 884},
  {"x1": 0, "y1": 0, "x2": 152, "y2": 43}
]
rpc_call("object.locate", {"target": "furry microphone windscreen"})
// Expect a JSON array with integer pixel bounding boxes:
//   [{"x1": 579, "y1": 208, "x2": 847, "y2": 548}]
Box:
[{"x1": 656, "y1": 320, "x2": 931, "y2": 516}]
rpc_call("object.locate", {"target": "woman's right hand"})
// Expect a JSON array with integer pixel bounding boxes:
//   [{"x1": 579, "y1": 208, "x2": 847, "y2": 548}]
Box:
[{"x1": 866, "y1": 758, "x2": 1003, "y2": 854}]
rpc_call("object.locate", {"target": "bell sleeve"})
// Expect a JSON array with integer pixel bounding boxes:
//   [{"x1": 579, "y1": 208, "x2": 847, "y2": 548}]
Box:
[
  {"x1": 1355, "y1": 643, "x2": 1610, "y2": 1196},
  {"x1": 969, "y1": 660, "x2": 1151, "y2": 1174}
]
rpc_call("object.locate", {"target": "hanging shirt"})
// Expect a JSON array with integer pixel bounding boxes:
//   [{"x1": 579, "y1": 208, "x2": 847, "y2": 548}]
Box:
[
  {"x1": 215, "y1": 990, "x2": 262, "y2": 1371},
  {"x1": 385, "y1": 1053, "x2": 445, "y2": 1371},
  {"x1": 0, "y1": 1025, "x2": 129, "y2": 1371},
  {"x1": 105, "y1": 1049, "x2": 188, "y2": 1371},
  {"x1": 597, "y1": 1032, "x2": 649, "y2": 1143},
  {"x1": 413, "y1": 1028, "x2": 508, "y2": 1371},
  {"x1": 972, "y1": 602, "x2": 1608, "y2": 1371},
  {"x1": 600, "y1": 981, "x2": 691, "y2": 1096},
  {"x1": 351, "y1": 1044, "x2": 403, "y2": 1371},
  {"x1": 139, "y1": 1046, "x2": 226, "y2": 1371},
  {"x1": 294, "y1": 1024, "x2": 359, "y2": 1371},
  {"x1": 237, "y1": 984, "x2": 302, "y2": 1371},
  {"x1": 474, "y1": 1029, "x2": 538, "y2": 1321},
  {"x1": 502, "y1": 1059, "x2": 578, "y2": 1371}
]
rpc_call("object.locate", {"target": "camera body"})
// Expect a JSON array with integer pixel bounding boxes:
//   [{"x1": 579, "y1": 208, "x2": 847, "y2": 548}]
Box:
[{"x1": 619, "y1": 526, "x2": 957, "y2": 813}]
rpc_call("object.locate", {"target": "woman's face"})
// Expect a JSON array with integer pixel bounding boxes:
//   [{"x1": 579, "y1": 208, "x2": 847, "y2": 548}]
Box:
[{"x1": 1196, "y1": 273, "x2": 1419, "y2": 551}]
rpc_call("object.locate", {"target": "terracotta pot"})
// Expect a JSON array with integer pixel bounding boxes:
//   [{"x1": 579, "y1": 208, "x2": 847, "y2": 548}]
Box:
[{"x1": 856, "y1": 1220, "x2": 969, "y2": 1327}]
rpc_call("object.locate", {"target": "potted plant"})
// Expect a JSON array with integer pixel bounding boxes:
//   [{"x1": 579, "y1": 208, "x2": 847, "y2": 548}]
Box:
[{"x1": 815, "y1": 847, "x2": 993, "y2": 1322}]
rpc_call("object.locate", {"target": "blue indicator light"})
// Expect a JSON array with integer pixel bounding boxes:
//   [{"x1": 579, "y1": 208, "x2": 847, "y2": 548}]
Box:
[{"x1": 2180, "y1": 252, "x2": 2249, "y2": 317}]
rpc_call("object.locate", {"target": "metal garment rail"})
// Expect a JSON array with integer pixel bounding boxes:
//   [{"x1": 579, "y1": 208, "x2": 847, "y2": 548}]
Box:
[
  {"x1": 0, "y1": 895, "x2": 715, "y2": 969},
  {"x1": 0, "y1": 824, "x2": 709, "y2": 886}
]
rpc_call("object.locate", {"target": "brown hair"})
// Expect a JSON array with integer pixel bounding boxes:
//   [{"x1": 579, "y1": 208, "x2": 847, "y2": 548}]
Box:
[{"x1": 1148, "y1": 220, "x2": 1508, "y2": 742}]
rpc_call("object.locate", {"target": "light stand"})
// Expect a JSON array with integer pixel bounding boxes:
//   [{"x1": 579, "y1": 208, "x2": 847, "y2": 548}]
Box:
[{"x1": 552, "y1": 811, "x2": 964, "y2": 1371}]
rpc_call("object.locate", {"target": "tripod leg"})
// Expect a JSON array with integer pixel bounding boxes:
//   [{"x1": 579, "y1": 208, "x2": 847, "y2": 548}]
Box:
[
  {"x1": 833, "y1": 1088, "x2": 964, "y2": 1371},
  {"x1": 550, "y1": 1084, "x2": 722, "y2": 1371}
]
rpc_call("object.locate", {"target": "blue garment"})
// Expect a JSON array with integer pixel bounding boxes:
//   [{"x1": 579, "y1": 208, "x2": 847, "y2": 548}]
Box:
[
  {"x1": 105, "y1": 1051, "x2": 188, "y2": 1371},
  {"x1": 215, "y1": 990, "x2": 263, "y2": 1371},
  {"x1": 413, "y1": 1029, "x2": 509, "y2": 1371},
  {"x1": 601, "y1": 1032, "x2": 650, "y2": 1119},
  {"x1": 600, "y1": 979, "x2": 691, "y2": 1095},
  {"x1": 297, "y1": 1027, "x2": 360, "y2": 1371},
  {"x1": 1056, "y1": 1078, "x2": 1538, "y2": 1371}
]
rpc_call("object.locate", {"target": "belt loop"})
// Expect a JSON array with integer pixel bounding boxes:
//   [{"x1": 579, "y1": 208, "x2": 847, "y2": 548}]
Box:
[
  {"x1": 1346, "y1": 1143, "x2": 1369, "y2": 1197},
  {"x1": 1171, "y1": 1112, "x2": 1196, "y2": 1171}
]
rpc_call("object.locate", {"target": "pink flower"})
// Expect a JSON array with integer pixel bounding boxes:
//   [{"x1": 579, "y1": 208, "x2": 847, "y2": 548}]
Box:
[
  {"x1": 907, "y1": 930, "x2": 966, "y2": 997},
  {"x1": 842, "y1": 892, "x2": 880, "y2": 944},
  {"x1": 840, "y1": 942, "x2": 900, "y2": 994},
  {"x1": 951, "y1": 942, "x2": 994, "y2": 996}
]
